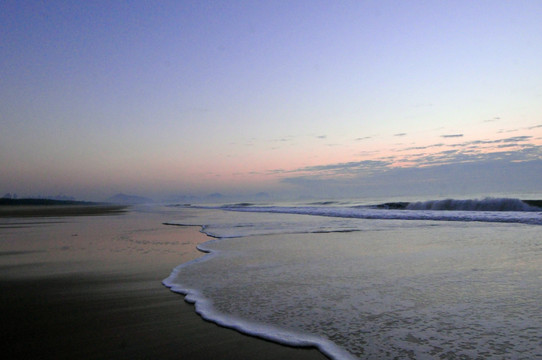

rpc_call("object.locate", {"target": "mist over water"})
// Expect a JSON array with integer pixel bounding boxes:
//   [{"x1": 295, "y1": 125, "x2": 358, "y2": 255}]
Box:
[{"x1": 164, "y1": 200, "x2": 542, "y2": 359}]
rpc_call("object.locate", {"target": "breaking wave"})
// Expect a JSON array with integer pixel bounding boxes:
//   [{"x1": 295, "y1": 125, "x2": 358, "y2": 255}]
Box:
[
  {"x1": 208, "y1": 198, "x2": 542, "y2": 226},
  {"x1": 406, "y1": 197, "x2": 540, "y2": 211}
]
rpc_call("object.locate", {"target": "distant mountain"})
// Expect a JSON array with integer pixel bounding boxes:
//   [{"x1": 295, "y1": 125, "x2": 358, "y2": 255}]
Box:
[
  {"x1": 107, "y1": 193, "x2": 153, "y2": 204},
  {"x1": 163, "y1": 192, "x2": 275, "y2": 205}
]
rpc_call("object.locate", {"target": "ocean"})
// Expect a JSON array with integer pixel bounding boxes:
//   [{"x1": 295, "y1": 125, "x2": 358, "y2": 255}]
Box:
[{"x1": 163, "y1": 197, "x2": 542, "y2": 359}]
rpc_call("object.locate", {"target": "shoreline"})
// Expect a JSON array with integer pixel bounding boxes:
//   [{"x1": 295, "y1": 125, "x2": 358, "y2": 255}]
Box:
[
  {"x1": 0, "y1": 204, "x2": 128, "y2": 217},
  {"x1": 162, "y1": 224, "x2": 345, "y2": 360},
  {"x1": 0, "y1": 207, "x2": 327, "y2": 359}
]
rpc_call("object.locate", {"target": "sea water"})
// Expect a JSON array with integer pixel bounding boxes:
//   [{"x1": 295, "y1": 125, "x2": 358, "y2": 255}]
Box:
[{"x1": 163, "y1": 198, "x2": 542, "y2": 359}]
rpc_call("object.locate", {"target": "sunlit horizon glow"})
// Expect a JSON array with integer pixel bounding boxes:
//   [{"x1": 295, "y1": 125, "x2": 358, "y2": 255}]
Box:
[{"x1": 1, "y1": 1, "x2": 541, "y2": 201}]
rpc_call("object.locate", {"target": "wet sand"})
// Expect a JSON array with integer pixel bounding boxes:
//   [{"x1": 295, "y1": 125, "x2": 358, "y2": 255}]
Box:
[
  {"x1": 0, "y1": 204, "x2": 127, "y2": 217},
  {"x1": 0, "y1": 206, "x2": 327, "y2": 359}
]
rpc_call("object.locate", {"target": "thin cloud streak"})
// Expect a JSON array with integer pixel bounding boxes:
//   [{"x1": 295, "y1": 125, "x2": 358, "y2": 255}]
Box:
[
  {"x1": 280, "y1": 134, "x2": 542, "y2": 182},
  {"x1": 281, "y1": 159, "x2": 542, "y2": 198}
]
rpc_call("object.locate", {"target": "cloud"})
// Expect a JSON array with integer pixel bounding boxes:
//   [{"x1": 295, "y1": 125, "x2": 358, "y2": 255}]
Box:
[
  {"x1": 498, "y1": 129, "x2": 518, "y2": 133},
  {"x1": 500, "y1": 136, "x2": 532, "y2": 143},
  {"x1": 461, "y1": 136, "x2": 532, "y2": 147},
  {"x1": 357, "y1": 150, "x2": 379, "y2": 156},
  {"x1": 483, "y1": 117, "x2": 501, "y2": 123},
  {"x1": 267, "y1": 130, "x2": 542, "y2": 200},
  {"x1": 270, "y1": 137, "x2": 294, "y2": 143},
  {"x1": 440, "y1": 134, "x2": 464, "y2": 138},
  {"x1": 267, "y1": 168, "x2": 286, "y2": 174},
  {"x1": 394, "y1": 133, "x2": 407, "y2": 137},
  {"x1": 278, "y1": 133, "x2": 542, "y2": 181},
  {"x1": 280, "y1": 159, "x2": 542, "y2": 199},
  {"x1": 403, "y1": 143, "x2": 444, "y2": 151},
  {"x1": 403, "y1": 146, "x2": 429, "y2": 151},
  {"x1": 355, "y1": 136, "x2": 372, "y2": 141},
  {"x1": 497, "y1": 143, "x2": 520, "y2": 148},
  {"x1": 317, "y1": 135, "x2": 327, "y2": 139},
  {"x1": 294, "y1": 160, "x2": 391, "y2": 175},
  {"x1": 400, "y1": 138, "x2": 542, "y2": 168}
]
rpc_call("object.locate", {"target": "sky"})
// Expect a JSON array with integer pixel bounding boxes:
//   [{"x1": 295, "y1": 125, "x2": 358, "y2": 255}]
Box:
[{"x1": 1, "y1": 0, "x2": 541, "y2": 202}]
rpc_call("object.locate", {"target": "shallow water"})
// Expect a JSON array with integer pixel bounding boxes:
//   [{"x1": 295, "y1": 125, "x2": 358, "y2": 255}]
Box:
[
  {"x1": 165, "y1": 207, "x2": 542, "y2": 359},
  {"x1": 0, "y1": 205, "x2": 204, "y2": 278}
]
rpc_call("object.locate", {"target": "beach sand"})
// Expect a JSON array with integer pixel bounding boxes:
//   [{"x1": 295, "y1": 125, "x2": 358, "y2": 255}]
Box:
[{"x1": 0, "y1": 206, "x2": 327, "y2": 359}]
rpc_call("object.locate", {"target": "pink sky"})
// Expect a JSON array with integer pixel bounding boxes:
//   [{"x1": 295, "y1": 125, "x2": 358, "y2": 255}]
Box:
[{"x1": 2, "y1": 1, "x2": 541, "y2": 201}]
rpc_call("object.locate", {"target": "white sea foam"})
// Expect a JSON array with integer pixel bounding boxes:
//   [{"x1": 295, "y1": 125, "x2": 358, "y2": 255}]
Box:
[
  {"x1": 219, "y1": 206, "x2": 542, "y2": 226},
  {"x1": 405, "y1": 197, "x2": 540, "y2": 211},
  {"x1": 165, "y1": 206, "x2": 542, "y2": 359},
  {"x1": 163, "y1": 232, "x2": 355, "y2": 360}
]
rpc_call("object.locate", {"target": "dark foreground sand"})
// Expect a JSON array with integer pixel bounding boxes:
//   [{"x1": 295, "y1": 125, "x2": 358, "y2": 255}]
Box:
[{"x1": 0, "y1": 205, "x2": 327, "y2": 359}]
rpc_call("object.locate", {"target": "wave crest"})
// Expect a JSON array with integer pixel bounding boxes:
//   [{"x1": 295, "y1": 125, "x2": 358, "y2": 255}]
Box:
[{"x1": 406, "y1": 198, "x2": 539, "y2": 211}]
